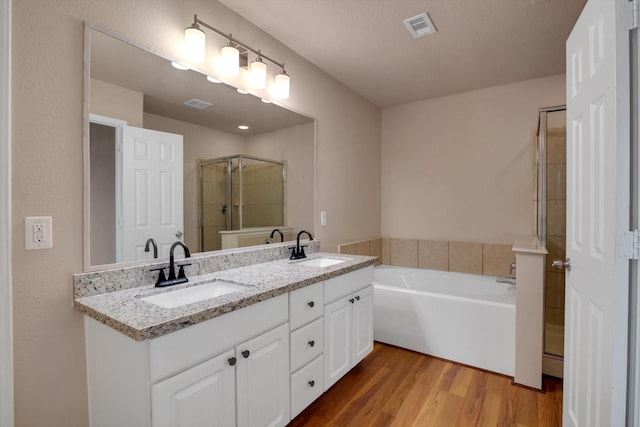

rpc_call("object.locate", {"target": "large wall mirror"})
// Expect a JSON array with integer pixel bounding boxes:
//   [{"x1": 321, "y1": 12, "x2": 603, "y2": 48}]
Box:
[{"x1": 84, "y1": 26, "x2": 315, "y2": 270}]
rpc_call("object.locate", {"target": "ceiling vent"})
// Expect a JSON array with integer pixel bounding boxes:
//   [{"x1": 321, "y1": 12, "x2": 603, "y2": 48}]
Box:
[
  {"x1": 403, "y1": 12, "x2": 437, "y2": 39},
  {"x1": 183, "y1": 98, "x2": 212, "y2": 109}
]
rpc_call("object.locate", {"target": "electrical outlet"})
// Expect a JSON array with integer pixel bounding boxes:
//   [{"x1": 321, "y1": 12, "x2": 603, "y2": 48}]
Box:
[
  {"x1": 25, "y1": 216, "x2": 53, "y2": 250},
  {"x1": 320, "y1": 211, "x2": 327, "y2": 226}
]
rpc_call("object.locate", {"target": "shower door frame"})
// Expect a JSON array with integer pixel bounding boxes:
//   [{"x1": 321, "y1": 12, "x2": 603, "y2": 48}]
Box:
[
  {"x1": 536, "y1": 105, "x2": 567, "y2": 374},
  {"x1": 198, "y1": 154, "x2": 286, "y2": 252}
]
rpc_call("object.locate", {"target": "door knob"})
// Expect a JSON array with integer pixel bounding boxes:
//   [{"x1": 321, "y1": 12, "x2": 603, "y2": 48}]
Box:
[
  {"x1": 552, "y1": 258, "x2": 571, "y2": 271},
  {"x1": 175, "y1": 230, "x2": 183, "y2": 238}
]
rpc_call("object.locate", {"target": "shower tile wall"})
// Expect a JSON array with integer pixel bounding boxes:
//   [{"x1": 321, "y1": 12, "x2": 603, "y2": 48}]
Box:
[
  {"x1": 242, "y1": 163, "x2": 284, "y2": 228},
  {"x1": 545, "y1": 128, "x2": 566, "y2": 330},
  {"x1": 340, "y1": 238, "x2": 515, "y2": 276}
]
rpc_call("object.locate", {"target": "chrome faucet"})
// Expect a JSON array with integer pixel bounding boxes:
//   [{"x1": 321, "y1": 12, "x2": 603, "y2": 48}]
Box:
[
  {"x1": 270, "y1": 229, "x2": 284, "y2": 243},
  {"x1": 290, "y1": 230, "x2": 313, "y2": 260},
  {"x1": 509, "y1": 263, "x2": 517, "y2": 277},
  {"x1": 144, "y1": 238, "x2": 158, "y2": 259},
  {"x1": 151, "y1": 241, "x2": 191, "y2": 287}
]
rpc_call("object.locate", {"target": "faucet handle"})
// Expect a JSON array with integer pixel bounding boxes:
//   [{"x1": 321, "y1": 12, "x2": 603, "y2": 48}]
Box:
[
  {"x1": 177, "y1": 263, "x2": 191, "y2": 280},
  {"x1": 150, "y1": 266, "x2": 168, "y2": 286},
  {"x1": 289, "y1": 247, "x2": 298, "y2": 260},
  {"x1": 299, "y1": 245, "x2": 308, "y2": 259}
]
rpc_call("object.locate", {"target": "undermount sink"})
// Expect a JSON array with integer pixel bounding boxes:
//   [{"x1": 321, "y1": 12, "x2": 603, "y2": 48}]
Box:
[
  {"x1": 297, "y1": 257, "x2": 348, "y2": 268},
  {"x1": 140, "y1": 280, "x2": 246, "y2": 309}
]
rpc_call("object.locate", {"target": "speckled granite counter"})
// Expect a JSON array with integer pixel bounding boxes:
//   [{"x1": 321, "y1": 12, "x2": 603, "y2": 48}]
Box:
[{"x1": 74, "y1": 252, "x2": 376, "y2": 341}]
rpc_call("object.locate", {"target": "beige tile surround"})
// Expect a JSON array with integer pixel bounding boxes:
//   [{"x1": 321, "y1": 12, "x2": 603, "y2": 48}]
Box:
[{"x1": 340, "y1": 238, "x2": 516, "y2": 277}]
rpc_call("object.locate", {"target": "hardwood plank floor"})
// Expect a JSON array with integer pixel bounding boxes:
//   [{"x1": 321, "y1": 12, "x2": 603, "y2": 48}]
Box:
[{"x1": 289, "y1": 343, "x2": 563, "y2": 427}]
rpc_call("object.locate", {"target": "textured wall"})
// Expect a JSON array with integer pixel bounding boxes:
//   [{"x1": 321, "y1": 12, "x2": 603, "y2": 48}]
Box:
[
  {"x1": 11, "y1": 1, "x2": 381, "y2": 425},
  {"x1": 381, "y1": 74, "x2": 565, "y2": 244}
]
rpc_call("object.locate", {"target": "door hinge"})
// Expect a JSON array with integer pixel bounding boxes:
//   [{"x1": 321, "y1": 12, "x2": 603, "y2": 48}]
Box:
[
  {"x1": 618, "y1": 230, "x2": 640, "y2": 259},
  {"x1": 622, "y1": 0, "x2": 640, "y2": 30}
]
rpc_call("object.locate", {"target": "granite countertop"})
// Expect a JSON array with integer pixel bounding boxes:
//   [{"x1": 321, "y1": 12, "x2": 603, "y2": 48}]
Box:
[{"x1": 74, "y1": 252, "x2": 376, "y2": 341}]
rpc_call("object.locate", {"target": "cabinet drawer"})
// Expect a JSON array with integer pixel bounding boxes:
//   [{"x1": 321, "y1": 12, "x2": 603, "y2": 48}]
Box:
[
  {"x1": 324, "y1": 266, "x2": 373, "y2": 304},
  {"x1": 290, "y1": 317, "x2": 323, "y2": 372},
  {"x1": 149, "y1": 294, "x2": 288, "y2": 382},
  {"x1": 290, "y1": 355, "x2": 324, "y2": 419},
  {"x1": 289, "y1": 282, "x2": 323, "y2": 330}
]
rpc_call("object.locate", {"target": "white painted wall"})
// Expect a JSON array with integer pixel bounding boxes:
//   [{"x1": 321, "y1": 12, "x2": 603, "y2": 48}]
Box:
[{"x1": 381, "y1": 74, "x2": 566, "y2": 244}]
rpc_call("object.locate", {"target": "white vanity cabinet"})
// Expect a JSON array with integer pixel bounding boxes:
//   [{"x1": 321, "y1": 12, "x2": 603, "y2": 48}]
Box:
[
  {"x1": 151, "y1": 349, "x2": 237, "y2": 427},
  {"x1": 85, "y1": 294, "x2": 289, "y2": 427},
  {"x1": 288, "y1": 282, "x2": 325, "y2": 418},
  {"x1": 151, "y1": 324, "x2": 290, "y2": 427},
  {"x1": 323, "y1": 266, "x2": 374, "y2": 390},
  {"x1": 236, "y1": 324, "x2": 290, "y2": 427}
]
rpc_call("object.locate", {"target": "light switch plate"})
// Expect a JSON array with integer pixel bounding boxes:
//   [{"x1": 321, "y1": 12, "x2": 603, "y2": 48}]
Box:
[{"x1": 25, "y1": 216, "x2": 53, "y2": 250}]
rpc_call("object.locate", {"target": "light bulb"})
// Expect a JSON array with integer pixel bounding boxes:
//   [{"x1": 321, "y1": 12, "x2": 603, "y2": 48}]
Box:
[
  {"x1": 249, "y1": 58, "x2": 267, "y2": 89},
  {"x1": 220, "y1": 44, "x2": 239, "y2": 77},
  {"x1": 275, "y1": 70, "x2": 290, "y2": 99},
  {"x1": 184, "y1": 24, "x2": 205, "y2": 63}
]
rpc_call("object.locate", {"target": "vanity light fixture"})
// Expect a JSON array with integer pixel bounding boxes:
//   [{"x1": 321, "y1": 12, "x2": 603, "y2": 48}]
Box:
[
  {"x1": 184, "y1": 22, "x2": 206, "y2": 63},
  {"x1": 184, "y1": 14, "x2": 291, "y2": 98},
  {"x1": 220, "y1": 41, "x2": 240, "y2": 77}
]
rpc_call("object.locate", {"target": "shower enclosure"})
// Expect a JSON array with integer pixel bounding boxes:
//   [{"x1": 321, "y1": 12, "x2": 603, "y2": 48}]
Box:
[
  {"x1": 199, "y1": 155, "x2": 285, "y2": 252},
  {"x1": 535, "y1": 106, "x2": 566, "y2": 367}
]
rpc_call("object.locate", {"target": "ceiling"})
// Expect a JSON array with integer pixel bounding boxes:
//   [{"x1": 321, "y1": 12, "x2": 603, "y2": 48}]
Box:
[{"x1": 219, "y1": 0, "x2": 587, "y2": 108}]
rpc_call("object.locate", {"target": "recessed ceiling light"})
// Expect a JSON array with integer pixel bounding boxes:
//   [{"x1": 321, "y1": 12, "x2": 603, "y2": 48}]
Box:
[
  {"x1": 237, "y1": 88, "x2": 249, "y2": 95},
  {"x1": 261, "y1": 98, "x2": 272, "y2": 104},
  {"x1": 171, "y1": 61, "x2": 190, "y2": 70},
  {"x1": 206, "y1": 75, "x2": 221, "y2": 83},
  {"x1": 238, "y1": 125, "x2": 249, "y2": 130}
]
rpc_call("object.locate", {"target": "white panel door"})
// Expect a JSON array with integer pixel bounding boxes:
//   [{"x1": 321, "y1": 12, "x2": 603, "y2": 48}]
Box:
[
  {"x1": 236, "y1": 323, "x2": 290, "y2": 427},
  {"x1": 324, "y1": 297, "x2": 352, "y2": 390},
  {"x1": 121, "y1": 126, "x2": 183, "y2": 262},
  {"x1": 151, "y1": 349, "x2": 236, "y2": 427},
  {"x1": 564, "y1": 1, "x2": 631, "y2": 426},
  {"x1": 352, "y1": 285, "x2": 374, "y2": 366}
]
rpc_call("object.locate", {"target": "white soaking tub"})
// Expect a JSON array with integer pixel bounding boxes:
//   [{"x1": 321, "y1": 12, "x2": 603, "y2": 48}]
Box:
[{"x1": 373, "y1": 265, "x2": 516, "y2": 376}]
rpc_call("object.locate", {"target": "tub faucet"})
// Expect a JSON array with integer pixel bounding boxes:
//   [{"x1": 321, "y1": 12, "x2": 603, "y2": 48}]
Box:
[
  {"x1": 509, "y1": 263, "x2": 517, "y2": 277},
  {"x1": 151, "y1": 241, "x2": 191, "y2": 287},
  {"x1": 270, "y1": 229, "x2": 284, "y2": 243},
  {"x1": 290, "y1": 230, "x2": 313, "y2": 260},
  {"x1": 144, "y1": 238, "x2": 158, "y2": 259}
]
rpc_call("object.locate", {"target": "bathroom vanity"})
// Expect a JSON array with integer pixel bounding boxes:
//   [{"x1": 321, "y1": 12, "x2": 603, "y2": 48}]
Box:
[{"x1": 74, "y1": 248, "x2": 375, "y2": 427}]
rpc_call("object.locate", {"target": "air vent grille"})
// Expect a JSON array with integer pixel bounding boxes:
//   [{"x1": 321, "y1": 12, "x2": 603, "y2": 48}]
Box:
[
  {"x1": 403, "y1": 12, "x2": 437, "y2": 39},
  {"x1": 184, "y1": 98, "x2": 212, "y2": 109}
]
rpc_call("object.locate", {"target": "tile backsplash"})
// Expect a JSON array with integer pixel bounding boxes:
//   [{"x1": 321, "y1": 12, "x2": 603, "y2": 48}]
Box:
[{"x1": 340, "y1": 237, "x2": 515, "y2": 277}]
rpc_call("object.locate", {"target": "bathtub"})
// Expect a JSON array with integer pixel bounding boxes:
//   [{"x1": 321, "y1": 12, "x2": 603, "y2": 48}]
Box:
[{"x1": 373, "y1": 265, "x2": 515, "y2": 376}]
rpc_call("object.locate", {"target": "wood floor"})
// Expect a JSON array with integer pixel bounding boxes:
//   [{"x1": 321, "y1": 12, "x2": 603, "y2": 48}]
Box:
[{"x1": 289, "y1": 342, "x2": 563, "y2": 427}]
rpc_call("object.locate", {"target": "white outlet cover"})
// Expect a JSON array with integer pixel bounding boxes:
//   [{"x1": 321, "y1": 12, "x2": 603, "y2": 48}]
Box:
[{"x1": 25, "y1": 216, "x2": 53, "y2": 250}]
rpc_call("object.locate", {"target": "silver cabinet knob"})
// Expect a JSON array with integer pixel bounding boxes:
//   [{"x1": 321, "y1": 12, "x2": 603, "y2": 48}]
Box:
[
  {"x1": 175, "y1": 231, "x2": 183, "y2": 238},
  {"x1": 552, "y1": 258, "x2": 571, "y2": 271}
]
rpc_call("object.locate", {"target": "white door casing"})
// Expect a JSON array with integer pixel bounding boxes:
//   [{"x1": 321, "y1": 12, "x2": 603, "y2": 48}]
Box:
[
  {"x1": 564, "y1": 1, "x2": 632, "y2": 426},
  {"x1": 121, "y1": 126, "x2": 183, "y2": 262},
  {"x1": 0, "y1": 0, "x2": 12, "y2": 426}
]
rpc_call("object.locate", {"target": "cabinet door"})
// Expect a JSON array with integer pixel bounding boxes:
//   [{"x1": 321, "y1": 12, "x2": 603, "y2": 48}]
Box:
[
  {"x1": 324, "y1": 297, "x2": 352, "y2": 390},
  {"x1": 236, "y1": 323, "x2": 290, "y2": 427},
  {"x1": 151, "y1": 349, "x2": 236, "y2": 427},
  {"x1": 352, "y1": 285, "x2": 374, "y2": 366}
]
